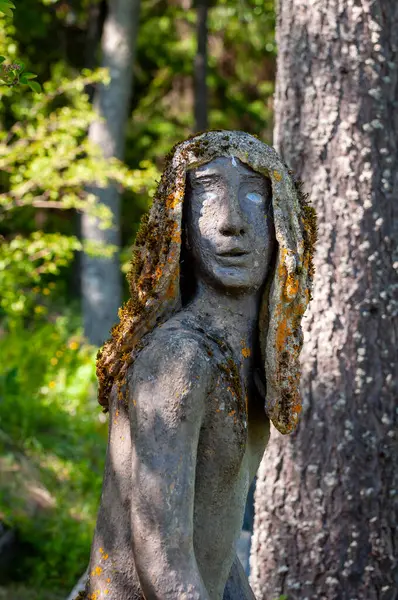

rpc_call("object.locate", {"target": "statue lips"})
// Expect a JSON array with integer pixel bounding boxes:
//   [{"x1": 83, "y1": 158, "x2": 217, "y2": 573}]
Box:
[{"x1": 216, "y1": 247, "x2": 251, "y2": 265}]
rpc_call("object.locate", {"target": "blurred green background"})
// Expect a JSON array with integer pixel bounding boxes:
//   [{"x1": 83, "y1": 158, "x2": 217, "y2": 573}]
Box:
[{"x1": 0, "y1": 1, "x2": 276, "y2": 597}]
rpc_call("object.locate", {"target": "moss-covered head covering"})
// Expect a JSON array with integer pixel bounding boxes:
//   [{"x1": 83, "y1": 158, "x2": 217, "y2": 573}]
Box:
[{"x1": 97, "y1": 130, "x2": 316, "y2": 434}]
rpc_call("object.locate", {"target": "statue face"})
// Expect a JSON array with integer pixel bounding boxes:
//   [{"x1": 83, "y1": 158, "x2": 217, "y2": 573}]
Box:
[{"x1": 185, "y1": 156, "x2": 276, "y2": 293}]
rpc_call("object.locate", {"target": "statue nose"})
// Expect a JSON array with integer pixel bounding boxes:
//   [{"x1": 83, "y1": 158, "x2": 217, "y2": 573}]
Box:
[{"x1": 218, "y1": 198, "x2": 247, "y2": 237}]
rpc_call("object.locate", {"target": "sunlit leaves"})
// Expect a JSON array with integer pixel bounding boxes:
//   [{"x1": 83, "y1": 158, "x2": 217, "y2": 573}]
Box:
[
  {"x1": 0, "y1": 0, "x2": 41, "y2": 90},
  {"x1": 0, "y1": 68, "x2": 158, "y2": 323},
  {"x1": 0, "y1": 233, "x2": 82, "y2": 317},
  {"x1": 0, "y1": 0, "x2": 15, "y2": 18}
]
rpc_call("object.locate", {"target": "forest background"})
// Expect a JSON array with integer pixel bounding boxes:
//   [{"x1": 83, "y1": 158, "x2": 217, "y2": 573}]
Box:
[{"x1": 0, "y1": 1, "x2": 276, "y2": 599}]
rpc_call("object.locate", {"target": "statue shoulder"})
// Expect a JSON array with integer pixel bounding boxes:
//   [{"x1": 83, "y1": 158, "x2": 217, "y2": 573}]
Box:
[{"x1": 127, "y1": 318, "x2": 215, "y2": 396}]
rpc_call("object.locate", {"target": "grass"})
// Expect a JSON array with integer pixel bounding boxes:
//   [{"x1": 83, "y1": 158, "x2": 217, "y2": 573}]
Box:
[
  {"x1": 0, "y1": 585, "x2": 62, "y2": 600},
  {"x1": 0, "y1": 316, "x2": 107, "y2": 596}
]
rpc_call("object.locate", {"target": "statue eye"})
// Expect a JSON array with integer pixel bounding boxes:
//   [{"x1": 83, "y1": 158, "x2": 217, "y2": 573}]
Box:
[{"x1": 246, "y1": 192, "x2": 263, "y2": 204}]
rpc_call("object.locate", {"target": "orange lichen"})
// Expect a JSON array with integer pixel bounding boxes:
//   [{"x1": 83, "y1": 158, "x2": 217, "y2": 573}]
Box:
[
  {"x1": 91, "y1": 566, "x2": 103, "y2": 577},
  {"x1": 273, "y1": 169, "x2": 282, "y2": 182},
  {"x1": 165, "y1": 189, "x2": 183, "y2": 210},
  {"x1": 170, "y1": 221, "x2": 181, "y2": 244},
  {"x1": 241, "y1": 346, "x2": 251, "y2": 358},
  {"x1": 285, "y1": 273, "x2": 299, "y2": 300},
  {"x1": 165, "y1": 270, "x2": 179, "y2": 299},
  {"x1": 275, "y1": 316, "x2": 290, "y2": 354},
  {"x1": 278, "y1": 249, "x2": 288, "y2": 281},
  {"x1": 155, "y1": 263, "x2": 164, "y2": 280}
]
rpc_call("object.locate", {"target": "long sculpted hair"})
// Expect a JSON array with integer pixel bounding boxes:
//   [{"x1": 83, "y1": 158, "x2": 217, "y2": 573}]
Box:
[{"x1": 96, "y1": 131, "x2": 317, "y2": 434}]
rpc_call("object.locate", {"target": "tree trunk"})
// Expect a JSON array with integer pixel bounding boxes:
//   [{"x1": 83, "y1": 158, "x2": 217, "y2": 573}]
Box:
[
  {"x1": 71, "y1": 1, "x2": 105, "y2": 302},
  {"x1": 194, "y1": 0, "x2": 208, "y2": 132},
  {"x1": 251, "y1": 2, "x2": 398, "y2": 600},
  {"x1": 84, "y1": 0, "x2": 106, "y2": 101},
  {"x1": 81, "y1": 0, "x2": 141, "y2": 346}
]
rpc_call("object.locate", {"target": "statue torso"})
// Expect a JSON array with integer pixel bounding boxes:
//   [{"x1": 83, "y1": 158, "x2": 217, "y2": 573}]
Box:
[
  {"x1": 176, "y1": 313, "x2": 270, "y2": 598},
  {"x1": 86, "y1": 312, "x2": 269, "y2": 600}
]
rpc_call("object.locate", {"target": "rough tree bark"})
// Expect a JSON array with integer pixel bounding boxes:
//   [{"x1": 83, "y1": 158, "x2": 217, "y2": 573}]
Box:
[
  {"x1": 81, "y1": 0, "x2": 141, "y2": 346},
  {"x1": 194, "y1": 0, "x2": 208, "y2": 131},
  {"x1": 251, "y1": 2, "x2": 398, "y2": 600}
]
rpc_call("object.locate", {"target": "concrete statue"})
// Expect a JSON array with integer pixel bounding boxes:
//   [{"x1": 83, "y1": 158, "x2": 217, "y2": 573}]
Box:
[{"x1": 81, "y1": 131, "x2": 316, "y2": 600}]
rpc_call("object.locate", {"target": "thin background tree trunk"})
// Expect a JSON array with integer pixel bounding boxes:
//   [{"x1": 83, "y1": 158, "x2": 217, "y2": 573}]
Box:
[
  {"x1": 251, "y1": 1, "x2": 398, "y2": 599},
  {"x1": 84, "y1": 0, "x2": 106, "y2": 101},
  {"x1": 71, "y1": 0, "x2": 105, "y2": 299},
  {"x1": 81, "y1": 0, "x2": 141, "y2": 346},
  {"x1": 194, "y1": 0, "x2": 208, "y2": 131}
]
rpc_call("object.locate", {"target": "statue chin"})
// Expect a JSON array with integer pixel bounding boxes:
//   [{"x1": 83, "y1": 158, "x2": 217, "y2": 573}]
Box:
[{"x1": 201, "y1": 266, "x2": 267, "y2": 295}]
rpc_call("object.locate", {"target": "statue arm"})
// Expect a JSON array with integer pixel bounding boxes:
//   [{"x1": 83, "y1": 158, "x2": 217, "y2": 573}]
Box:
[
  {"x1": 223, "y1": 555, "x2": 257, "y2": 600},
  {"x1": 128, "y1": 334, "x2": 212, "y2": 600}
]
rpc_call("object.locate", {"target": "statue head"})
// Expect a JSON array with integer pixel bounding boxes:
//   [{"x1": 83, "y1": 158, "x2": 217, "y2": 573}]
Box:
[
  {"x1": 183, "y1": 156, "x2": 275, "y2": 298},
  {"x1": 97, "y1": 131, "x2": 316, "y2": 434}
]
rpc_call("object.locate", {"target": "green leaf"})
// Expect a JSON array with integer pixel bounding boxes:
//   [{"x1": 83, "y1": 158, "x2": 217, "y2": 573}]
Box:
[
  {"x1": 0, "y1": 56, "x2": 5, "y2": 64},
  {"x1": 0, "y1": 0, "x2": 15, "y2": 13},
  {"x1": 20, "y1": 76, "x2": 28, "y2": 85},
  {"x1": 21, "y1": 72, "x2": 38, "y2": 80},
  {"x1": 0, "y1": 5, "x2": 14, "y2": 17},
  {"x1": 28, "y1": 81, "x2": 42, "y2": 93}
]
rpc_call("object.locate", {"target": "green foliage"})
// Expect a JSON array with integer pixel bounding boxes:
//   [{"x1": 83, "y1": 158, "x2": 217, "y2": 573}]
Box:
[
  {"x1": 129, "y1": 0, "x2": 275, "y2": 166},
  {"x1": 0, "y1": 316, "x2": 106, "y2": 590},
  {"x1": 0, "y1": 50, "x2": 158, "y2": 592},
  {"x1": 0, "y1": 68, "x2": 159, "y2": 324},
  {"x1": 209, "y1": 0, "x2": 275, "y2": 132},
  {"x1": 0, "y1": 233, "x2": 81, "y2": 318},
  {"x1": 0, "y1": 1, "x2": 40, "y2": 90},
  {"x1": 0, "y1": 59, "x2": 41, "y2": 91},
  {"x1": 0, "y1": 0, "x2": 15, "y2": 20}
]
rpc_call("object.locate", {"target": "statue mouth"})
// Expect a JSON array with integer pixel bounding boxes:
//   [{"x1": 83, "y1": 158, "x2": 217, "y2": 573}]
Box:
[{"x1": 217, "y1": 248, "x2": 250, "y2": 257}]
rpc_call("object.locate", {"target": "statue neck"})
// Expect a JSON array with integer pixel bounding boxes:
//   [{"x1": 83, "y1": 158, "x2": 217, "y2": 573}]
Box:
[{"x1": 186, "y1": 279, "x2": 261, "y2": 366}]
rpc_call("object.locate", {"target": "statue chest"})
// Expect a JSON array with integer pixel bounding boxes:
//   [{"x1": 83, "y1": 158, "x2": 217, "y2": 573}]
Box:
[
  {"x1": 196, "y1": 366, "x2": 270, "y2": 486},
  {"x1": 196, "y1": 368, "x2": 248, "y2": 485}
]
